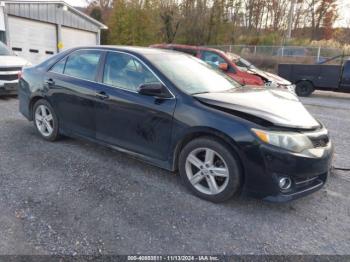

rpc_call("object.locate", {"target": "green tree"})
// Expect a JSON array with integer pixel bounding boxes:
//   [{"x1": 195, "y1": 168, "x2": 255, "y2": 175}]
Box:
[{"x1": 108, "y1": 0, "x2": 160, "y2": 45}]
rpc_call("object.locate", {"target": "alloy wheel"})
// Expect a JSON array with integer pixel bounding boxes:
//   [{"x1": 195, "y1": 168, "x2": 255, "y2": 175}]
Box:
[
  {"x1": 35, "y1": 105, "x2": 54, "y2": 137},
  {"x1": 185, "y1": 147, "x2": 229, "y2": 195}
]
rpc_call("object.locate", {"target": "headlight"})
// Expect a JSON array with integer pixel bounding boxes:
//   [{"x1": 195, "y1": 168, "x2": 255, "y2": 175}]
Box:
[
  {"x1": 252, "y1": 128, "x2": 313, "y2": 153},
  {"x1": 276, "y1": 84, "x2": 295, "y2": 92},
  {"x1": 286, "y1": 84, "x2": 296, "y2": 93}
]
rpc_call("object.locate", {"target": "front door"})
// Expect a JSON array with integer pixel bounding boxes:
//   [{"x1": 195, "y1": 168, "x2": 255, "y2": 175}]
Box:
[{"x1": 94, "y1": 51, "x2": 176, "y2": 161}]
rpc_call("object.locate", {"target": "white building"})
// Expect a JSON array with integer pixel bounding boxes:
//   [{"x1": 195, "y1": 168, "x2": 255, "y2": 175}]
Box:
[{"x1": 0, "y1": 0, "x2": 107, "y2": 64}]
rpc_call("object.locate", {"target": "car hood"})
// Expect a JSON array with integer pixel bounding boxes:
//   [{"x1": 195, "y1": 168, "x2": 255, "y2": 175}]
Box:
[
  {"x1": 0, "y1": 55, "x2": 29, "y2": 67},
  {"x1": 193, "y1": 87, "x2": 320, "y2": 129},
  {"x1": 248, "y1": 68, "x2": 291, "y2": 85}
]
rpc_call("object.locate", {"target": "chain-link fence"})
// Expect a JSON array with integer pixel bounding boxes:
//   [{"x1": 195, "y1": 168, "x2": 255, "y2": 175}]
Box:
[{"x1": 206, "y1": 45, "x2": 344, "y2": 72}]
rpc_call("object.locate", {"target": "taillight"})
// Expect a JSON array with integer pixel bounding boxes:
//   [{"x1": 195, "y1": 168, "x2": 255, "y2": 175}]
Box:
[{"x1": 18, "y1": 70, "x2": 22, "y2": 79}]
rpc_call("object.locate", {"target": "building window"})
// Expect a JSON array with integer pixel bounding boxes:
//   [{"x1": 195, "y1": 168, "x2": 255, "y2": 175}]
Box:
[{"x1": 0, "y1": 31, "x2": 6, "y2": 44}]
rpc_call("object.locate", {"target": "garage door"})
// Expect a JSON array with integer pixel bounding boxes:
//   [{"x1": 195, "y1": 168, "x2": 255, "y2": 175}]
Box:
[
  {"x1": 8, "y1": 16, "x2": 57, "y2": 64},
  {"x1": 61, "y1": 27, "x2": 97, "y2": 50}
]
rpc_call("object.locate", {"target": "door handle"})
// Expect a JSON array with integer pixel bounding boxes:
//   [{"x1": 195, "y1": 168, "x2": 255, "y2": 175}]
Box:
[
  {"x1": 45, "y1": 79, "x2": 55, "y2": 85},
  {"x1": 95, "y1": 91, "x2": 109, "y2": 100}
]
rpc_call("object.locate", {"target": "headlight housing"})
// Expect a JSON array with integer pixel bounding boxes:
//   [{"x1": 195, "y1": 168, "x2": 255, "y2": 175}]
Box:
[{"x1": 252, "y1": 128, "x2": 313, "y2": 153}]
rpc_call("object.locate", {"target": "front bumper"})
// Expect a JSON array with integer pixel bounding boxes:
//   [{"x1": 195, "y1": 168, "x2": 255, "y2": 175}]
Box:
[
  {"x1": 243, "y1": 139, "x2": 334, "y2": 202},
  {"x1": 0, "y1": 81, "x2": 18, "y2": 95},
  {"x1": 263, "y1": 172, "x2": 328, "y2": 202}
]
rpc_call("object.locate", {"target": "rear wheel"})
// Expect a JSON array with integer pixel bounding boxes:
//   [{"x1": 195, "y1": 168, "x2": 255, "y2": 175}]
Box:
[
  {"x1": 179, "y1": 137, "x2": 242, "y2": 202},
  {"x1": 295, "y1": 81, "x2": 314, "y2": 97},
  {"x1": 33, "y1": 99, "x2": 60, "y2": 141}
]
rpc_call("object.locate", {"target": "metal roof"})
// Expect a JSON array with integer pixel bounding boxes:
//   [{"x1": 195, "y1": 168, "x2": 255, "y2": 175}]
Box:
[{"x1": 3, "y1": 0, "x2": 108, "y2": 30}]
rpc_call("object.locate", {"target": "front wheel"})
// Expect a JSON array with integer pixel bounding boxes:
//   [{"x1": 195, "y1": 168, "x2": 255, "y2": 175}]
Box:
[
  {"x1": 178, "y1": 137, "x2": 242, "y2": 203},
  {"x1": 33, "y1": 99, "x2": 60, "y2": 141}
]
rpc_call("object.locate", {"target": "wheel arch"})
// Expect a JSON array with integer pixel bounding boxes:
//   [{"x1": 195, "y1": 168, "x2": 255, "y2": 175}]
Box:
[
  {"x1": 295, "y1": 79, "x2": 314, "y2": 87},
  {"x1": 28, "y1": 95, "x2": 45, "y2": 120},
  {"x1": 172, "y1": 128, "x2": 245, "y2": 180}
]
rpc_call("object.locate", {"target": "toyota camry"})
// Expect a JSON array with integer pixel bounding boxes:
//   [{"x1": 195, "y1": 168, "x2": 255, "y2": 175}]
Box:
[{"x1": 18, "y1": 46, "x2": 333, "y2": 202}]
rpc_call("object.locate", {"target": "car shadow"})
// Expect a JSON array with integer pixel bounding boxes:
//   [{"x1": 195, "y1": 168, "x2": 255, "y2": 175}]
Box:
[
  {"x1": 0, "y1": 95, "x2": 17, "y2": 100},
  {"x1": 5, "y1": 120, "x2": 329, "y2": 214}
]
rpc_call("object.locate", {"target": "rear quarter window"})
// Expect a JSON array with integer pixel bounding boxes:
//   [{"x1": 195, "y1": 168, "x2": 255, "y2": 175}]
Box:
[{"x1": 50, "y1": 58, "x2": 67, "y2": 74}]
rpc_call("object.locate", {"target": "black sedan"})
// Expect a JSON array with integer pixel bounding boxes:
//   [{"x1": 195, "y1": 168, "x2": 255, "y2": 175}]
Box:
[{"x1": 18, "y1": 46, "x2": 333, "y2": 202}]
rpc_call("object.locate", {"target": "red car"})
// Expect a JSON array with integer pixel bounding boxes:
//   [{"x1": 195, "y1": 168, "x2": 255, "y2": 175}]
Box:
[{"x1": 150, "y1": 44, "x2": 264, "y2": 86}]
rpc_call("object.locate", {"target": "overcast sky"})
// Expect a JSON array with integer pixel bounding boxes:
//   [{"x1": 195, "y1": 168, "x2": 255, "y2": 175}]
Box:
[
  {"x1": 336, "y1": 0, "x2": 349, "y2": 27},
  {"x1": 66, "y1": 0, "x2": 86, "y2": 7},
  {"x1": 67, "y1": 0, "x2": 349, "y2": 27}
]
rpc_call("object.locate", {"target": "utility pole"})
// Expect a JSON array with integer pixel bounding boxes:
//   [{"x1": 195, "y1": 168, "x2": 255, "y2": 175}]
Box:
[{"x1": 287, "y1": 0, "x2": 296, "y2": 39}]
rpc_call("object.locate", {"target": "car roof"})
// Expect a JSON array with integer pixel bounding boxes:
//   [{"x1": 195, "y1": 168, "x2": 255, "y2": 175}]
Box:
[
  {"x1": 71, "y1": 45, "x2": 178, "y2": 56},
  {"x1": 150, "y1": 43, "x2": 227, "y2": 55},
  {"x1": 37, "y1": 45, "x2": 185, "y2": 70}
]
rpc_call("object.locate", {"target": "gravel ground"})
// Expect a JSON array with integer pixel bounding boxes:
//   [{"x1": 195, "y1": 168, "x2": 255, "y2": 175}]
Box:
[
  {"x1": 0, "y1": 92, "x2": 349, "y2": 255},
  {"x1": 301, "y1": 91, "x2": 350, "y2": 170}
]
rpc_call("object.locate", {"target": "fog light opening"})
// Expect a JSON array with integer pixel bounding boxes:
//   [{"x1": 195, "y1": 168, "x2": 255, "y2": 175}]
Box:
[{"x1": 279, "y1": 177, "x2": 292, "y2": 190}]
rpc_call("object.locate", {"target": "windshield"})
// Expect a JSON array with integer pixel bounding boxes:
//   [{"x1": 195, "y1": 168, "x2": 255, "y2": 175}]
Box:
[
  {"x1": 226, "y1": 52, "x2": 256, "y2": 70},
  {"x1": 0, "y1": 42, "x2": 12, "y2": 56},
  {"x1": 145, "y1": 53, "x2": 241, "y2": 95}
]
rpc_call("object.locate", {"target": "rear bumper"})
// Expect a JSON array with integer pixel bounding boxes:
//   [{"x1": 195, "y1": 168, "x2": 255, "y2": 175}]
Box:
[{"x1": 0, "y1": 81, "x2": 18, "y2": 95}]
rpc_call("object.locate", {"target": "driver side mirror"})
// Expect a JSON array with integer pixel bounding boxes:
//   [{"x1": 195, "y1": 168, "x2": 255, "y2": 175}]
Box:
[
  {"x1": 219, "y1": 63, "x2": 228, "y2": 71},
  {"x1": 137, "y1": 83, "x2": 172, "y2": 99}
]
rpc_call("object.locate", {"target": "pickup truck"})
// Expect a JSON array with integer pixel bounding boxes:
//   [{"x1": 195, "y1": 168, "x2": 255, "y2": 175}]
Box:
[
  {"x1": 0, "y1": 42, "x2": 30, "y2": 96},
  {"x1": 278, "y1": 56, "x2": 350, "y2": 96}
]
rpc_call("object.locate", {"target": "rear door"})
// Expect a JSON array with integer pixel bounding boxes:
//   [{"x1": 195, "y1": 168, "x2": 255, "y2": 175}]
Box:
[
  {"x1": 46, "y1": 49, "x2": 104, "y2": 138},
  {"x1": 340, "y1": 61, "x2": 350, "y2": 91}
]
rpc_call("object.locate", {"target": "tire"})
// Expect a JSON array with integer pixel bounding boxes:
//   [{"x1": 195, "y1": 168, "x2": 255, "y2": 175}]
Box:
[
  {"x1": 295, "y1": 81, "x2": 314, "y2": 97},
  {"x1": 32, "y1": 99, "x2": 60, "y2": 141},
  {"x1": 178, "y1": 137, "x2": 242, "y2": 203}
]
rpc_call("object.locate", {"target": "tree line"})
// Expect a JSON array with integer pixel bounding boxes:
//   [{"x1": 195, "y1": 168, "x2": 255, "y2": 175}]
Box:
[{"x1": 86, "y1": 0, "x2": 340, "y2": 46}]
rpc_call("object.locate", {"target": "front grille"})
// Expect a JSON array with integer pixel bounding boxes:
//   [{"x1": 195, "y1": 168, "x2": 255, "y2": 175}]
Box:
[
  {"x1": 0, "y1": 67, "x2": 22, "y2": 72},
  {"x1": 0, "y1": 74, "x2": 18, "y2": 81},
  {"x1": 309, "y1": 136, "x2": 329, "y2": 148}
]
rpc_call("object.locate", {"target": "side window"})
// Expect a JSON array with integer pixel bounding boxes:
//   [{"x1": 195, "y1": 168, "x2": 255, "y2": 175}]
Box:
[
  {"x1": 64, "y1": 50, "x2": 102, "y2": 81},
  {"x1": 50, "y1": 58, "x2": 67, "y2": 74},
  {"x1": 103, "y1": 52, "x2": 160, "y2": 91},
  {"x1": 343, "y1": 61, "x2": 350, "y2": 79},
  {"x1": 201, "y1": 51, "x2": 226, "y2": 68}
]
